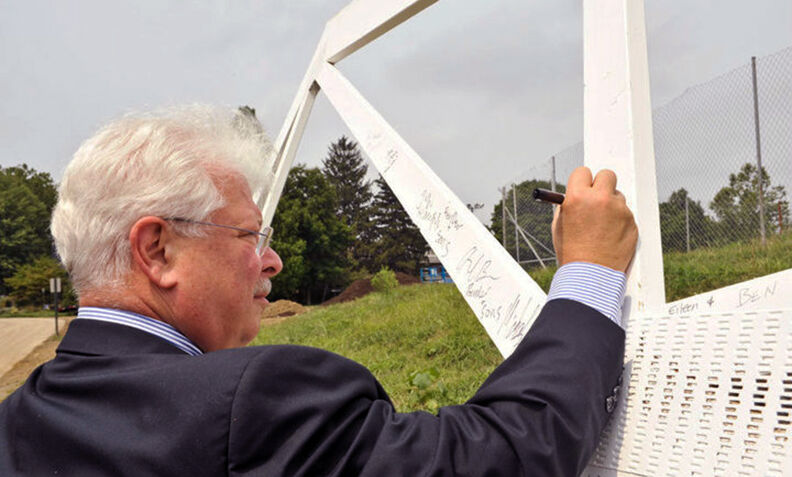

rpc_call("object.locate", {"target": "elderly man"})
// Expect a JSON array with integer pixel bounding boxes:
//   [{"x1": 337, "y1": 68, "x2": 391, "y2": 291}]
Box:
[{"x1": 0, "y1": 105, "x2": 636, "y2": 476}]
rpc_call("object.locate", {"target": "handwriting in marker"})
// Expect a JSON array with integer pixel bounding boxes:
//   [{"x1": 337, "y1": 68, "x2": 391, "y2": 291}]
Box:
[
  {"x1": 458, "y1": 246, "x2": 500, "y2": 300},
  {"x1": 737, "y1": 281, "x2": 777, "y2": 308},
  {"x1": 383, "y1": 148, "x2": 398, "y2": 174},
  {"x1": 442, "y1": 207, "x2": 464, "y2": 231}
]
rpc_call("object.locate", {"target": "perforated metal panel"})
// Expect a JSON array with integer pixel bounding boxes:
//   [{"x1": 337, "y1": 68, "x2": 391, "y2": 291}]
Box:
[{"x1": 584, "y1": 308, "x2": 792, "y2": 476}]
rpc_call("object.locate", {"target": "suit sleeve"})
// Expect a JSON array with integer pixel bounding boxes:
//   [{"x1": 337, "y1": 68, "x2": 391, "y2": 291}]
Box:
[{"x1": 227, "y1": 299, "x2": 625, "y2": 477}]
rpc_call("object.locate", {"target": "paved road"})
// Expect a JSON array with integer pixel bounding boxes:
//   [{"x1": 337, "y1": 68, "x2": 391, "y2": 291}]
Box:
[{"x1": 0, "y1": 318, "x2": 60, "y2": 377}]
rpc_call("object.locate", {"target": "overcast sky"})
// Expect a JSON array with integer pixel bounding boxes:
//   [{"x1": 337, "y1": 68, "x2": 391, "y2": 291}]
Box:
[{"x1": 1, "y1": 0, "x2": 790, "y2": 222}]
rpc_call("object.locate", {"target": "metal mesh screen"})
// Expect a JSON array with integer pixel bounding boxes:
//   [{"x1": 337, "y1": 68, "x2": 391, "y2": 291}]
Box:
[{"x1": 494, "y1": 48, "x2": 791, "y2": 268}]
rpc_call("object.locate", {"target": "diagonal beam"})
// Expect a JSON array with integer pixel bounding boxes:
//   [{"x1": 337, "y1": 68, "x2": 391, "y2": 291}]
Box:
[
  {"x1": 315, "y1": 62, "x2": 546, "y2": 357},
  {"x1": 258, "y1": 48, "x2": 323, "y2": 225},
  {"x1": 323, "y1": 0, "x2": 438, "y2": 64}
]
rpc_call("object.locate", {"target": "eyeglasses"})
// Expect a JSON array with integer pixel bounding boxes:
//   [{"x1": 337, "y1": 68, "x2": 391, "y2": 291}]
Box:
[{"x1": 165, "y1": 218, "x2": 273, "y2": 256}]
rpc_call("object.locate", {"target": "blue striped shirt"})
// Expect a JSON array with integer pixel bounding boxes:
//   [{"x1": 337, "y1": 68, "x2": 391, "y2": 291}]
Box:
[
  {"x1": 547, "y1": 262, "x2": 627, "y2": 327},
  {"x1": 76, "y1": 307, "x2": 203, "y2": 356}
]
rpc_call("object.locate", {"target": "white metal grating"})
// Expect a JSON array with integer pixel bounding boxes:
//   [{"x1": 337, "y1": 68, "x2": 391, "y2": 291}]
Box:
[{"x1": 584, "y1": 308, "x2": 792, "y2": 476}]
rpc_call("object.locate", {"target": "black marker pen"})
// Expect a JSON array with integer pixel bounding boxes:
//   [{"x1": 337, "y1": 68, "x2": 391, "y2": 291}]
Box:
[{"x1": 532, "y1": 188, "x2": 565, "y2": 205}]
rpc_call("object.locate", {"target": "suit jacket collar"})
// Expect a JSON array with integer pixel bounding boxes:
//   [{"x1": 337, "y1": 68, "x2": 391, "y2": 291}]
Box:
[{"x1": 58, "y1": 319, "x2": 189, "y2": 357}]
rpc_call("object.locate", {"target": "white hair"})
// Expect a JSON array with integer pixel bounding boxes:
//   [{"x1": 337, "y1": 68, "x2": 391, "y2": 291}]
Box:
[{"x1": 51, "y1": 104, "x2": 274, "y2": 294}]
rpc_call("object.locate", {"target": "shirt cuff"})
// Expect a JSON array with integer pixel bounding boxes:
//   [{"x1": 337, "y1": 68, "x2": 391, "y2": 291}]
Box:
[{"x1": 547, "y1": 262, "x2": 627, "y2": 327}]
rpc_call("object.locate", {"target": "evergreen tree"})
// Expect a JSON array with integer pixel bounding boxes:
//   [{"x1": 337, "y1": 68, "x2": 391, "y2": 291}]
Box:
[
  {"x1": 321, "y1": 136, "x2": 375, "y2": 270},
  {"x1": 321, "y1": 136, "x2": 373, "y2": 229},
  {"x1": 364, "y1": 176, "x2": 428, "y2": 274}
]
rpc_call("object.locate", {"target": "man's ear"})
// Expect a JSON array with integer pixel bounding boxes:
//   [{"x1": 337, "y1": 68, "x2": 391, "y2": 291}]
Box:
[{"x1": 129, "y1": 217, "x2": 178, "y2": 289}]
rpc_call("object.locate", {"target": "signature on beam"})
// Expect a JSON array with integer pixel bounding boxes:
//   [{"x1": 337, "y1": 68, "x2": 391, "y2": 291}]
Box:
[
  {"x1": 442, "y1": 207, "x2": 464, "y2": 232},
  {"x1": 457, "y1": 246, "x2": 500, "y2": 299},
  {"x1": 737, "y1": 281, "x2": 777, "y2": 308},
  {"x1": 382, "y1": 148, "x2": 399, "y2": 174},
  {"x1": 417, "y1": 190, "x2": 442, "y2": 232},
  {"x1": 496, "y1": 293, "x2": 539, "y2": 344}
]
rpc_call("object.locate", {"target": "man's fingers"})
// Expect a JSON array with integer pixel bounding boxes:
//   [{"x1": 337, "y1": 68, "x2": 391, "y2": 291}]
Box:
[
  {"x1": 593, "y1": 169, "x2": 617, "y2": 192},
  {"x1": 567, "y1": 166, "x2": 593, "y2": 192}
]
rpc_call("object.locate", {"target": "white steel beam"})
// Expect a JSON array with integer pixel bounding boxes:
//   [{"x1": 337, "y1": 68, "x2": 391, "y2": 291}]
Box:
[
  {"x1": 583, "y1": 0, "x2": 665, "y2": 319},
  {"x1": 323, "y1": 0, "x2": 438, "y2": 64},
  {"x1": 258, "y1": 47, "x2": 323, "y2": 225},
  {"x1": 316, "y1": 62, "x2": 546, "y2": 357}
]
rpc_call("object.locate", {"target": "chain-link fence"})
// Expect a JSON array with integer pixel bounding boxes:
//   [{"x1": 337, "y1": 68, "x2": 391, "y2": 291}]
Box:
[{"x1": 495, "y1": 47, "x2": 792, "y2": 266}]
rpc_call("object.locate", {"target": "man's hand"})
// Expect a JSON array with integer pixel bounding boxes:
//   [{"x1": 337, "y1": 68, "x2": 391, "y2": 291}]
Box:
[{"x1": 552, "y1": 167, "x2": 638, "y2": 273}]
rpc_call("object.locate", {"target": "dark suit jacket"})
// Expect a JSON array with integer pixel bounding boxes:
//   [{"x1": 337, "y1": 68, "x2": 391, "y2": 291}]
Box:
[{"x1": 0, "y1": 299, "x2": 624, "y2": 476}]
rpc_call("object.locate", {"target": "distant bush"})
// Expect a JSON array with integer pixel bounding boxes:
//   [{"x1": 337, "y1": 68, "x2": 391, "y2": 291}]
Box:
[{"x1": 371, "y1": 267, "x2": 399, "y2": 293}]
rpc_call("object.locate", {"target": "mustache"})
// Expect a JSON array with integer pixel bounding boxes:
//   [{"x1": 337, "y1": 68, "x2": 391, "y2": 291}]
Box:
[{"x1": 254, "y1": 278, "x2": 272, "y2": 297}]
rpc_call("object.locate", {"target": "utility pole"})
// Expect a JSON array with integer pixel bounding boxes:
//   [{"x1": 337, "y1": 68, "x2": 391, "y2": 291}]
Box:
[
  {"x1": 500, "y1": 187, "x2": 507, "y2": 248},
  {"x1": 751, "y1": 56, "x2": 767, "y2": 246}
]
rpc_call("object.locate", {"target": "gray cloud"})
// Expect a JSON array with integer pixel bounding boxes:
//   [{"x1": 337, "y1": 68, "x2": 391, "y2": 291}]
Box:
[{"x1": 1, "y1": 0, "x2": 789, "y2": 222}]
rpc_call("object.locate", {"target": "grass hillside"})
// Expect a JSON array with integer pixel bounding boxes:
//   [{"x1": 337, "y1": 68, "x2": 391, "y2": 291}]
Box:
[
  {"x1": 663, "y1": 231, "x2": 792, "y2": 300},
  {"x1": 253, "y1": 284, "x2": 500, "y2": 413}
]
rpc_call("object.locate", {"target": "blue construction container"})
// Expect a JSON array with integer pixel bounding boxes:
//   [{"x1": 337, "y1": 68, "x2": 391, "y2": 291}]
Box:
[{"x1": 420, "y1": 266, "x2": 453, "y2": 283}]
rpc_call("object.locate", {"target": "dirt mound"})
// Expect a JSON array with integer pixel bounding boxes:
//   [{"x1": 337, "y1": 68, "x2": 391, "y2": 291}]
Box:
[
  {"x1": 322, "y1": 271, "x2": 421, "y2": 306},
  {"x1": 322, "y1": 279, "x2": 373, "y2": 306},
  {"x1": 262, "y1": 300, "x2": 307, "y2": 319},
  {"x1": 394, "y1": 272, "x2": 420, "y2": 285}
]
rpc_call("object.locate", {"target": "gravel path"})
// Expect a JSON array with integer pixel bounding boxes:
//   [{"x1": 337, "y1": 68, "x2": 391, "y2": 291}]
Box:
[{"x1": 0, "y1": 318, "x2": 60, "y2": 377}]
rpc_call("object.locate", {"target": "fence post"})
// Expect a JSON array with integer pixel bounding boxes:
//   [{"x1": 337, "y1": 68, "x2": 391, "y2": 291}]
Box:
[
  {"x1": 500, "y1": 187, "x2": 507, "y2": 248},
  {"x1": 779, "y1": 202, "x2": 783, "y2": 234},
  {"x1": 551, "y1": 156, "x2": 559, "y2": 265},
  {"x1": 685, "y1": 195, "x2": 690, "y2": 252},
  {"x1": 512, "y1": 183, "x2": 520, "y2": 263},
  {"x1": 751, "y1": 56, "x2": 767, "y2": 246}
]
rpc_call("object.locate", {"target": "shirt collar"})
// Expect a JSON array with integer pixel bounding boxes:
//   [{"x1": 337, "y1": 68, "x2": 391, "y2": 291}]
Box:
[{"x1": 76, "y1": 307, "x2": 203, "y2": 356}]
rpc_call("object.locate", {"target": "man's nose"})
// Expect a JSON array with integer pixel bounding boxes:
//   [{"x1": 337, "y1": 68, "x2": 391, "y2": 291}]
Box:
[{"x1": 260, "y1": 247, "x2": 283, "y2": 277}]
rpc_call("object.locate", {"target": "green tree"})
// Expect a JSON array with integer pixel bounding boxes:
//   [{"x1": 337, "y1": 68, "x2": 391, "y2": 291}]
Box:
[
  {"x1": 2, "y1": 164, "x2": 58, "y2": 211},
  {"x1": 710, "y1": 163, "x2": 789, "y2": 242},
  {"x1": 321, "y1": 136, "x2": 374, "y2": 270},
  {"x1": 6, "y1": 255, "x2": 74, "y2": 307},
  {"x1": 490, "y1": 179, "x2": 563, "y2": 266},
  {"x1": 321, "y1": 136, "x2": 372, "y2": 230},
  {"x1": 363, "y1": 176, "x2": 428, "y2": 274},
  {"x1": 659, "y1": 188, "x2": 715, "y2": 252},
  {"x1": 270, "y1": 165, "x2": 354, "y2": 304},
  {"x1": 0, "y1": 164, "x2": 57, "y2": 294}
]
